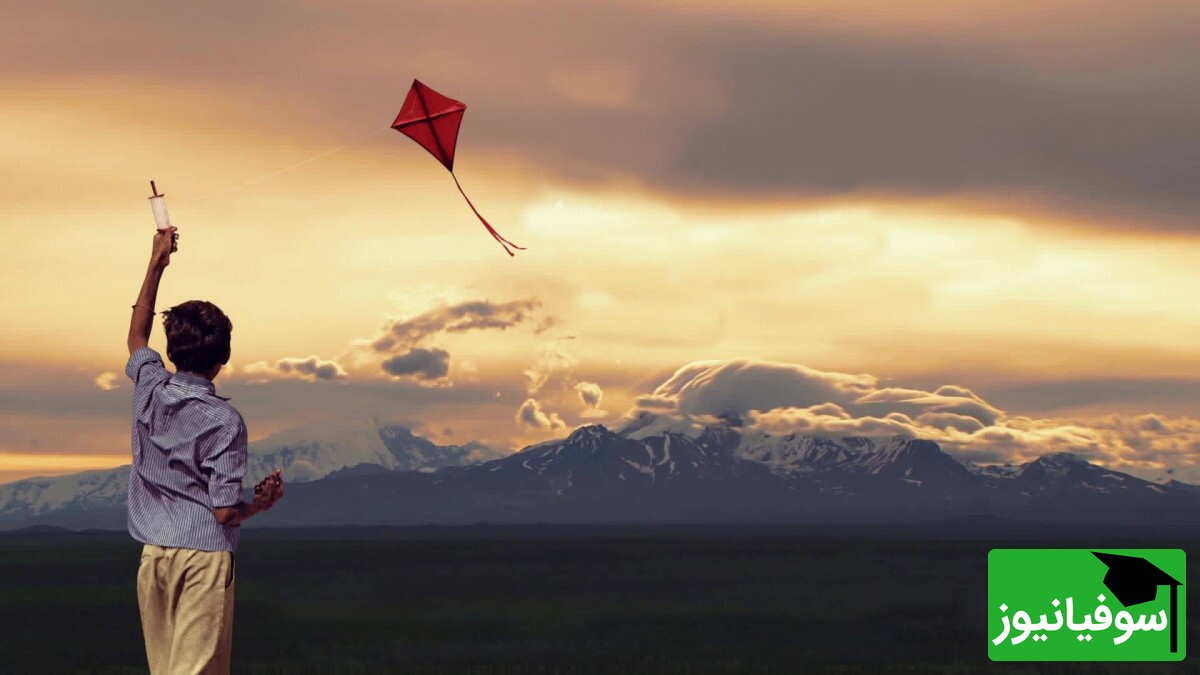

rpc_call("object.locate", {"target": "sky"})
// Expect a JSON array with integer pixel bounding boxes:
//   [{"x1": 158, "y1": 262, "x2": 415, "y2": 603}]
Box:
[{"x1": 1, "y1": 0, "x2": 1198, "y2": 484}]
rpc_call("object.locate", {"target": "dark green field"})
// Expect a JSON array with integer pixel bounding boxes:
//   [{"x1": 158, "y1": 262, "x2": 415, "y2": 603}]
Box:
[{"x1": 1, "y1": 526, "x2": 1195, "y2": 673}]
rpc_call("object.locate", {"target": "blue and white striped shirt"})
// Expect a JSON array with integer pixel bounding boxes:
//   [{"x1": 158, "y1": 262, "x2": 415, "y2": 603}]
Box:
[{"x1": 125, "y1": 346, "x2": 246, "y2": 552}]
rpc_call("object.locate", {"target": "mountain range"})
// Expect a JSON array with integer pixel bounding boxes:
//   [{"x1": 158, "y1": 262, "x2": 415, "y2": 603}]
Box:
[
  {"x1": 0, "y1": 420, "x2": 502, "y2": 525},
  {"x1": 2, "y1": 412, "x2": 1196, "y2": 531}
]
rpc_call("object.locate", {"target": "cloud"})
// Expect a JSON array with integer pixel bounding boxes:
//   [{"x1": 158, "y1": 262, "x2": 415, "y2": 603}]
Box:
[
  {"x1": 381, "y1": 348, "x2": 450, "y2": 382},
  {"x1": 627, "y1": 358, "x2": 1200, "y2": 482},
  {"x1": 853, "y1": 386, "x2": 1001, "y2": 427},
  {"x1": 369, "y1": 298, "x2": 545, "y2": 353},
  {"x1": 516, "y1": 398, "x2": 566, "y2": 431},
  {"x1": 978, "y1": 377, "x2": 1200, "y2": 414},
  {"x1": 576, "y1": 381, "x2": 602, "y2": 407},
  {"x1": 533, "y1": 315, "x2": 559, "y2": 335},
  {"x1": 243, "y1": 356, "x2": 347, "y2": 382},
  {"x1": 93, "y1": 372, "x2": 121, "y2": 391},
  {"x1": 639, "y1": 359, "x2": 880, "y2": 419},
  {"x1": 8, "y1": 3, "x2": 1198, "y2": 231},
  {"x1": 221, "y1": 298, "x2": 547, "y2": 387},
  {"x1": 664, "y1": 26, "x2": 1198, "y2": 231},
  {"x1": 634, "y1": 395, "x2": 678, "y2": 411},
  {"x1": 575, "y1": 381, "x2": 608, "y2": 419},
  {"x1": 522, "y1": 342, "x2": 578, "y2": 395},
  {"x1": 366, "y1": 297, "x2": 550, "y2": 383},
  {"x1": 0, "y1": 357, "x2": 537, "y2": 483}
]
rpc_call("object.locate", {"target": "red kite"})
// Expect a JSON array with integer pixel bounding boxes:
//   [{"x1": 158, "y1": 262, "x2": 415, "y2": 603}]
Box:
[{"x1": 391, "y1": 79, "x2": 526, "y2": 256}]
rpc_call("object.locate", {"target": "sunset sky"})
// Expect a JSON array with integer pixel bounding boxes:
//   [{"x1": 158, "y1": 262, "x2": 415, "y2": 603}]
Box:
[{"x1": 2, "y1": 1, "x2": 1199, "y2": 484}]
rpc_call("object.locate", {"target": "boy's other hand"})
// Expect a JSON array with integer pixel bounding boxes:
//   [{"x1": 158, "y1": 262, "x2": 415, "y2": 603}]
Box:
[
  {"x1": 151, "y1": 226, "x2": 178, "y2": 268},
  {"x1": 252, "y1": 469, "x2": 285, "y2": 509}
]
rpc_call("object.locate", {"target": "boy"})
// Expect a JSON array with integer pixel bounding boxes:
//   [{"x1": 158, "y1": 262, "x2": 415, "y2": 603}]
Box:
[{"x1": 126, "y1": 225, "x2": 285, "y2": 674}]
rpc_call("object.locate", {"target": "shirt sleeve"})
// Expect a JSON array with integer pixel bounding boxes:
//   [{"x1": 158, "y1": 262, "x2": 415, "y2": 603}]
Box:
[
  {"x1": 125, "y1": 346, "x2": 171, "y2": 388},
  {"x1": 200, "y1": 417, "x2": 248, "y2": 510}
]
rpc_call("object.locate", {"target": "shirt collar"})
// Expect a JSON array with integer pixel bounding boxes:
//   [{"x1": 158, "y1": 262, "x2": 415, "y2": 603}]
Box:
[{"x1": 171, "y1": 371, "x2": 231, "y2": 401}]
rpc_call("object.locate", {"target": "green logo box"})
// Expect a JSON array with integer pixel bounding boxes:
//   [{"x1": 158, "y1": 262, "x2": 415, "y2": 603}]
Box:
[{"x1": 988, "y1": 549, "x2": 1185, "y2": 661}]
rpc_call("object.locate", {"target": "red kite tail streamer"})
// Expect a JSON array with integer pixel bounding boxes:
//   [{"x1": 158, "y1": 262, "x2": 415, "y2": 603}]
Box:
[{"x1": 450, "y1": 171, "x2": 526, "y2": 257}]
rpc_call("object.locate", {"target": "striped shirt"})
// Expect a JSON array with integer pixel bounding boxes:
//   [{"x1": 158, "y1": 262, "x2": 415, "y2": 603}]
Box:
[{"x1": 125, "y1": 346, "x2": 247, "y2": 552}]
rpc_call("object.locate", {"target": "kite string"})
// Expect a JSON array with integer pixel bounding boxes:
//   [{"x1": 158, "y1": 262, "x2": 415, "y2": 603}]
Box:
[{"x1": 190, "y1": 125, "x2": 391, "y2": 203}]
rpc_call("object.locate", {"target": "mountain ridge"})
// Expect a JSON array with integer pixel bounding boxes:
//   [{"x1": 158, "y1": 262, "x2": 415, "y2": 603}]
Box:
[
  {"x1": 0, "y1": 421, "x2": 503, "y2": 520},
  {"x1": 1, "y1": 415, "x2": 1194, "y2": 531}
]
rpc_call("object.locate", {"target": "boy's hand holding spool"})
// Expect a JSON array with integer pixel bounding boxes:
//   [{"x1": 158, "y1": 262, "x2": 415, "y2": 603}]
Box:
[
  {"x1": 148, "y1": 181, "x2": 178, "y2": 269},
  {"x1": 151, "y1": 227, "x2": 178, "y2": 269}
]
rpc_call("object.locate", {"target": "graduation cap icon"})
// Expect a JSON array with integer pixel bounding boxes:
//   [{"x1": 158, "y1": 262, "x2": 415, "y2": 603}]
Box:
[{"x1": 1092, "y1": 551, "x2": 1182, "y2": 653}]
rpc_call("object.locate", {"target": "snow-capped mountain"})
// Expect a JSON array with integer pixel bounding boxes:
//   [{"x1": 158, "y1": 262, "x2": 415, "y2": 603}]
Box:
[
  {"x1": 479, "y1": 424, "x2": 765, "y2": 492},
  {"x1": 613, "y1": 412, "x2": 974, "y2": 490},
  {"x1": 970, "y1": 451, "x2": 1172, "y2": 497},
  {"x1": 245, "y1": 421, "x2": 502, "y2": 481},
  {"x1": 3, "y1": 414, "x2": 1197, "y2": 531},
  {"x1": 0, "y1": 422, "x2": 502, "y2": 522},
  {"x1": 0, "y1": 465, "x2": 131, "y2": 520},
  {"x1": 614, "y1": 414, "x2": 1180, "y2": 499},
  {"x1": 264, "y1": 418, "x2": 1200, "y2": 528},
  {"x1": 728, "y1": 431, "x2": 977, "y2": 494},
  {"x1": 734, "y1": 430, "x2": 867, "y2": 476}
]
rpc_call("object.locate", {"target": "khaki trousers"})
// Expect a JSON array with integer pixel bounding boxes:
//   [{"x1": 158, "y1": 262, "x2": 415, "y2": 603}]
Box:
[{"x1": 137, "y1": 543, "x2": 236, "y2": 675}]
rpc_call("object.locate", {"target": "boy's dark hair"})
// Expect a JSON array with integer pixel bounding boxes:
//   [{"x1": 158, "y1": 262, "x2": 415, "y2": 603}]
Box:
[{"x1": 160, "y1": 300, "x2": 232, "y2": 373}]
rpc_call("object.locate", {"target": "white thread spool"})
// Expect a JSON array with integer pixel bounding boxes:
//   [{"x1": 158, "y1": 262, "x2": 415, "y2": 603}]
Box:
[{"x1": 148, "y1": 180, "x2": 171, "y2": 230}]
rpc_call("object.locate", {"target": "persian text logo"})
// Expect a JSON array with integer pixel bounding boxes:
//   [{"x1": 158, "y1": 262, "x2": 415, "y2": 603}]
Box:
[{"x1": 988, "y1": 549, "x2": 1185, "y2": 661}]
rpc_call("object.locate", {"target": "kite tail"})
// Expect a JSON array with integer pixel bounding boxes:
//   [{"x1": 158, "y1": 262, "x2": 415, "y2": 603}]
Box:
[{"x1": 451, "y1": 171, "x2": 526, "y2": 256}]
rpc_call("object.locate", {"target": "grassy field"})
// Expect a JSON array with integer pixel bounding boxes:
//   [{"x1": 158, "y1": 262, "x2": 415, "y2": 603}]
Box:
[{"x1": 0, "y1": 527, "x2": 1195, "y2": 673}]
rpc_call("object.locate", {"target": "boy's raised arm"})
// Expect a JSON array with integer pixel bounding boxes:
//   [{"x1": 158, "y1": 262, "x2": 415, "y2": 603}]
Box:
[{"x1": 128, "y1": 227, "x2": 178, "y2": 355}]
